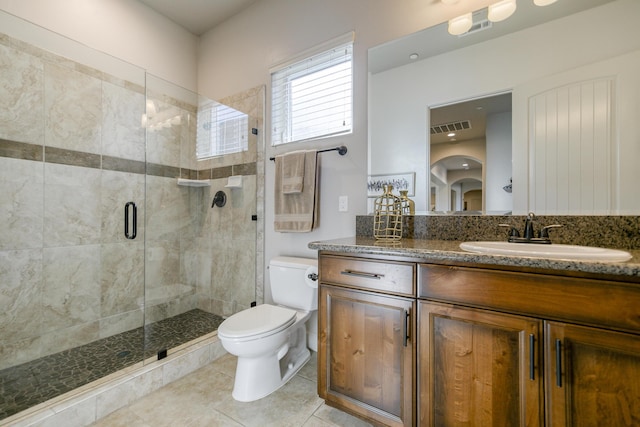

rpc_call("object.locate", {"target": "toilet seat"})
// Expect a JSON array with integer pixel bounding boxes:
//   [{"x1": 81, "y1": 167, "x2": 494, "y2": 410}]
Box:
[{"x1": 218, "y1": 304, "x2": 297, "y2": 341}]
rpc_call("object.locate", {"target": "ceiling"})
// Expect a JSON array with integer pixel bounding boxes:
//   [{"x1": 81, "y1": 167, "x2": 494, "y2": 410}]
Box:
[
  {"x1": 369, "y1": 0, "x2": 615, "y2": 75},
  {"x1": 430, "y1": 92, "x2": 511, "y2": 174},
  {"x1": 138, "y1": 0, "x2": 261, "y2": 35},
  {"x1": 430, "y1": 92, "x2": 512, "y2": 145}
]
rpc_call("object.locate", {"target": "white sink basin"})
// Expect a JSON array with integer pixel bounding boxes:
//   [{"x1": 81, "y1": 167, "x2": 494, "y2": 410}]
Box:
[{"x1": 459, "y1": 241, "x2": 632, "y2": 262}]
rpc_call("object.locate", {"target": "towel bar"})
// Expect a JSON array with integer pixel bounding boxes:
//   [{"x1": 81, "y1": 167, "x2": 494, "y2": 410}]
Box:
[{"x1": 269, "y1": 145, "x2": 347, "y2": 161}]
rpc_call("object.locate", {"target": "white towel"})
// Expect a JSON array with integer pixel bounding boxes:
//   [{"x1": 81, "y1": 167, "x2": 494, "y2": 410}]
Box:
[
  {"x1": 274, "y1": 150, "x2": 319, "y2": 232},
  {"x1": 281, "y1": 150, "x2": 305, "y2": 194}
]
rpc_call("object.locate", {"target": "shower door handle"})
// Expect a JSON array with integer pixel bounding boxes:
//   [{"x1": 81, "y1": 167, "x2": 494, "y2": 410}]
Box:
[{"x1": 124, "y1": 202, "x2": 137, "y2": 240}]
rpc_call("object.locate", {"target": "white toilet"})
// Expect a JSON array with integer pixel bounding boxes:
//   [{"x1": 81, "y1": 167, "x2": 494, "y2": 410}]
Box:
[{"x1": 217, "y1": 256, "x2": 318, "y2": 402}]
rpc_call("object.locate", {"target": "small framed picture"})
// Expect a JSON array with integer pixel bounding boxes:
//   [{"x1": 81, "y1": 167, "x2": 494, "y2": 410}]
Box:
[{"x1": 367, "y1": 172, "x2": 415, "y2": 197}]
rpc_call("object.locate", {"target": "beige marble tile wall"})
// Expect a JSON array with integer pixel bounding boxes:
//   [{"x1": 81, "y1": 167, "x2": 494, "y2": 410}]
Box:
[
  {"x1": 0, "y1": 31, "x2": 264, "y2": 373},
  {"x1": 142, "y1": 93, "x2": 200, "y2": 325},
  {"x1": 194, "y1": 86, "x2": 264, "y2": 318},
  {"x1": 196, "y1": 176, "x2": 258, "y2": 317},
  {"x1": 143, "y1": 84, "x2": 264, "y2": 324},
  {"x1": 0, "y1": 34, "x2": 147, "y2": 370},
  {"x1": 0, "y1": 34, "x2": 202, "y2": 370}
]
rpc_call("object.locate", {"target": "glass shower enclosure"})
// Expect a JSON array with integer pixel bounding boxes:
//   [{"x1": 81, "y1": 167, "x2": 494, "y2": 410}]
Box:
[{"x1": 0, "y1": 14, "x2": 261, "y2": 421}]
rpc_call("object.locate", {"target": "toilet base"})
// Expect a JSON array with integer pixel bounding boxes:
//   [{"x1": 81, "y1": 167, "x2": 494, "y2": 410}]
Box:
[{"x1": 230, "y1": 321, "x2": 311, "y2": 402}]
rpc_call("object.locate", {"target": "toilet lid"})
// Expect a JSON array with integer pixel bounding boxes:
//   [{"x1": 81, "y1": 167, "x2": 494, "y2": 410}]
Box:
[{"x1": 218, "y1": 304, "x2": 297, "y2": 339}]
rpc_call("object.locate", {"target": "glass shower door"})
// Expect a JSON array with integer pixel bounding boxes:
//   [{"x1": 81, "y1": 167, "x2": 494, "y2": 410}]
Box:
[
  {"x1": 0, "y1": 23, "x2": 148, "y2": 419},
  {"x1": 0, "y1": 11, "x2": 265, "y2": 421},
  {"x1": 141, "y1": 77, "x2": 263, "y2": 362}
]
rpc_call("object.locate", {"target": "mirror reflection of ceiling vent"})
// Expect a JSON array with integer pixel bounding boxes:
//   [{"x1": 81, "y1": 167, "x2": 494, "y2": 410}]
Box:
[
  {"x1": 430, "y1": 120, "x2": 472, "y2": 135},
  {"x1": 459, "y1": 9, "x2": 493, "y2": 38},
  {"x1": 459, "y1": 20, "x2": 492, "y2": 37}
]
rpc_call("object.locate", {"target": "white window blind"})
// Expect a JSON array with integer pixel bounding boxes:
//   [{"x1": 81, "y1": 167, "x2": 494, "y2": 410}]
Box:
[
  {"x1": 196, "y1": 102, "x2": 248, "y2": 159},
  {"x1": 271, "y1": 39, "x2": 353, "y2": 145}
]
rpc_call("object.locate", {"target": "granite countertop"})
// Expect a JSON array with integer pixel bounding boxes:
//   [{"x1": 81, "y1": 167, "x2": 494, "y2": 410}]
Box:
[{"x1": 308, "y1": 237, "x2": 640, "y2": 279}]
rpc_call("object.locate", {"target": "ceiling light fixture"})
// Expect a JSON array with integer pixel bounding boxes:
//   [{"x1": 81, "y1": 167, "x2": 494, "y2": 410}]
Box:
[
  {"x1": 409, "y1": 53, "x2": 419, "y2": 60},
  {"x1": 448, "y1": 13, "x2": 473, "y2": 35},
  {"x1": 448, "y1": 132, "x2": 456, "y2": 137},
  {"x1": 445, "y1": 0, "x2": 558, "y2": 37},
  {"x1": 488, "y1": 0, "x2": 517, "y2": 22}
]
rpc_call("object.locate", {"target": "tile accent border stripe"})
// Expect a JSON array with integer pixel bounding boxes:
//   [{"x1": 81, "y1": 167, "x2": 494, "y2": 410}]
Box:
[
  {"x1": 45, "y1": 146, "x2": 101, "y2": 169},
  {"x1": 1, "y1": 139, "x2": 257, "y2": 180},
  {"x1": 0, "y1": 139, "x2": 43, "y2": 161},
  {"x1": 102, "y1": 155, "x2": 146, "y2": 175}
]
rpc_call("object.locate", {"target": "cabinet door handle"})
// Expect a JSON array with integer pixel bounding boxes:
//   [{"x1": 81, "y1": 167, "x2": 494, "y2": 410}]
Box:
[
  {"x1": 555, "y1": 339, "x2": 563, "y2": 387},
  {"x1": 340, "y1": 270, "x2": 384, "y2": 279},
  {"x1": 403, "y1": 309, "x2": 410, "y2": 347},
  {"x1": 529, "y1": 334, "x2": 535, "y2": 380}
]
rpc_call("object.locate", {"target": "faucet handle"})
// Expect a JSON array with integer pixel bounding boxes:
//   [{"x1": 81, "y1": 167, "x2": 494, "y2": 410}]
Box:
[
  {"x1": 539, "y1": 224, "x2": 563, "y2": 238},
  {"x1": 498, "y1": 223, "x2": 520, "y2": 238}
]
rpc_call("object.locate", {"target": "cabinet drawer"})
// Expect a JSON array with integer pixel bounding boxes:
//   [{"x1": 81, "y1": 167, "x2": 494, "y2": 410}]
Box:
[
  {"x1": 418, "y1": 263, "x2": 640, "y2": 334},
  {"x1": 320, "y1": 255, "x2": 415, "y2": 296}
]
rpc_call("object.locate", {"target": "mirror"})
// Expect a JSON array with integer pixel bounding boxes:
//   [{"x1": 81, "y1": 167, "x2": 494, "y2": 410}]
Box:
[
  {"x1": 368, "y1": 0, "x2": 640, "y2": 215},
  {"x1": 429, "y1": 92, "x2": 512, "y2": 213}
]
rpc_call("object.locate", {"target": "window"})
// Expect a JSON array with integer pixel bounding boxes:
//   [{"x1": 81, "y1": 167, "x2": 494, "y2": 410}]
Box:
[
  {"x1": 271, "y1": 36, "x2": 353, "y2": 145},
  {"x1": 196, "y1": 102, "x2": 248, "y2": 159}
]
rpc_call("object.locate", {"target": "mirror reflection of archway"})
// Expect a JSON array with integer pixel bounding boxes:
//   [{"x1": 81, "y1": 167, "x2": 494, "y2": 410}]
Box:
[
  {"x1": 428, "y1": 92, "x2": 512, "y2": 214},
  {"x1": 430, "y1": 155, "x2": 483, "y2": 212}
]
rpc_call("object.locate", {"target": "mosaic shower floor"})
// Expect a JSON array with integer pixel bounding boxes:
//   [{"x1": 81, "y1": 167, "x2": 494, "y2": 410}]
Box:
[{"x1": 0, "y1": 309, "x2": 224, "y2": 420}]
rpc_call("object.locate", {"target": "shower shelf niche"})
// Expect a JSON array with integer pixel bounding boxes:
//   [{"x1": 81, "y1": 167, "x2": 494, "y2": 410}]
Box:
[{"x1": 177, "y1": 178, "x2": 211, "y2": 187}]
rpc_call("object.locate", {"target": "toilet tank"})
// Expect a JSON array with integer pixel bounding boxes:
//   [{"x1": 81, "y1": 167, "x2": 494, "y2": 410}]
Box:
[{"x1": 269, "y1": 256, "x2": 318, "y2": 311}]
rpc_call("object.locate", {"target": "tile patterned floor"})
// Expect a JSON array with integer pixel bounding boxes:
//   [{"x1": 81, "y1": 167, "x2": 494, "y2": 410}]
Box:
[
  {"x1": 0, "y1": 309, "x2": 224, "y2": 420},
  {"x1": 90, "y1": 352, "x2": 374, "y2": 427}
]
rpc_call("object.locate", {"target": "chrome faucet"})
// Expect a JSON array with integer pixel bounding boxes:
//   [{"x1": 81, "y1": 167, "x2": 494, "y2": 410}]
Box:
[{"x1": 499, "y1": 212, "x2": 562, "y2": 244}]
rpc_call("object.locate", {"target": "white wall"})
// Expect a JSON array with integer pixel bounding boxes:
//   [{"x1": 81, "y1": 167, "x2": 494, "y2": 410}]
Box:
[
  {"x1": 370, "y1": 0, "x2": 640, "y2": 215},
  {"x1": 0, "y1": 0, "x2": 198, "y2": 91},
  {"x1": 196, "y1": 0, "x2": 501, "y2": 101},
  {"x1": 196, "y1": 0, "x2": 504, "y2": 302},
  {"x1": 485, "y1": 112, "x2": 512, "y2": 213}
]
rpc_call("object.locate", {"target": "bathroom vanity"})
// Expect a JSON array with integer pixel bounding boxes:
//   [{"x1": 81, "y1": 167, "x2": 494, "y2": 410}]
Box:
[{"x1": 310, "y1": 237, "x2": 640, "y2": 427}]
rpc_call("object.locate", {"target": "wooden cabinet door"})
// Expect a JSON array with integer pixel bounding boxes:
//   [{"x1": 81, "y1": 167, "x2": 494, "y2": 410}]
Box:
[
  {"x1": 545, "y1": 321, "x2": 640, "y2": 426},
  {"x1": 419, "y1": 301, "x2": 543, "y2": 426},
  {"x1": 318, "y1": 284, "x2": 415, "y2": 427}
]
